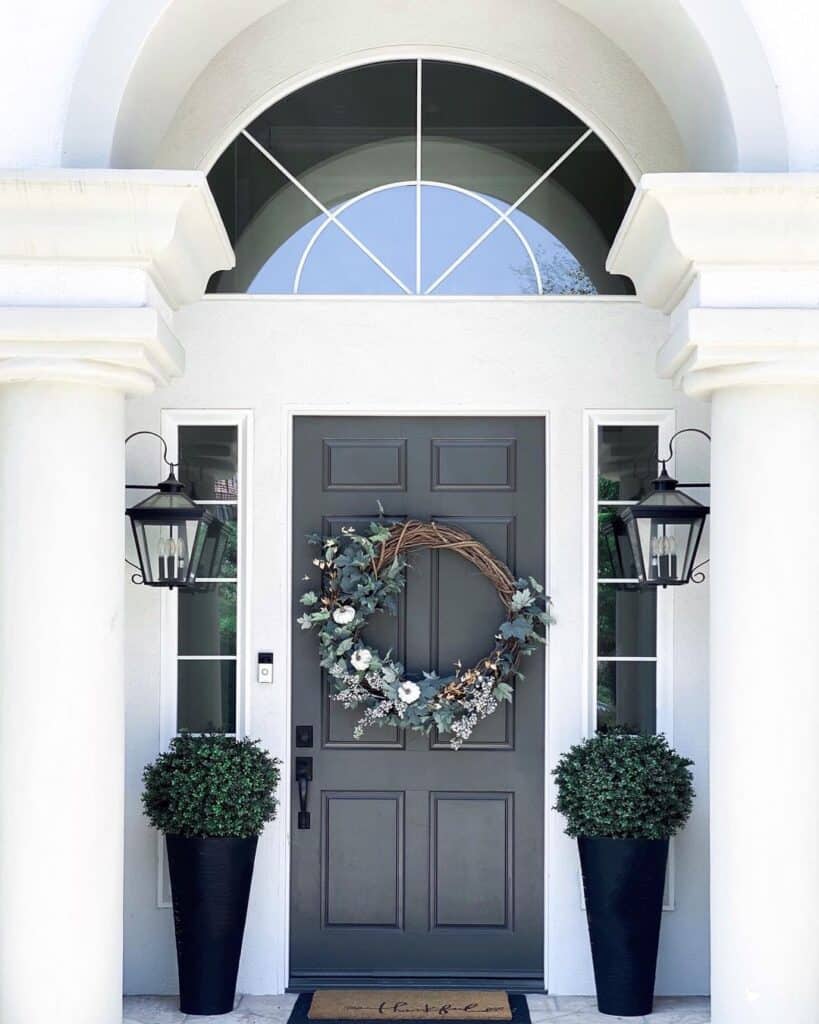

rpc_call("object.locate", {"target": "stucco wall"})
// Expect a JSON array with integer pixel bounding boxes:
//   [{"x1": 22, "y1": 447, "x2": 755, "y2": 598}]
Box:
[{"x1": 123, "y1": 296, "x2": 711, "y2": 995}]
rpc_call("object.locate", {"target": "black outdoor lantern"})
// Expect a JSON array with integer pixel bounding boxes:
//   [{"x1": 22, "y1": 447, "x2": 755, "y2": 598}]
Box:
[
  {"x1": 619, "y1": 429, "x2": 711, "y2": 588},
  {"x1": 125, "y1": 431, "x2": 220, "y2": 589}
]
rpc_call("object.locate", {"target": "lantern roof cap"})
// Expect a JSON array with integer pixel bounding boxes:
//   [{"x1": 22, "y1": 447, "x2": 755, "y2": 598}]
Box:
[
  {"x1": 126, "y1": 471, "x2": 211, "y2": 519},
  {"x1": 624, "y1": 467, "x2": 709, "y2": 516}
]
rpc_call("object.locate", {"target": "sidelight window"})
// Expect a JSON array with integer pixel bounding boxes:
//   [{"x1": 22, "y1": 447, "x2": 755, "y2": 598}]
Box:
[
  {"x1": 159, "y1": 413, "x2": 251, "y2": 742},
  {"x1": 589, "y1": 416, "x2": 674, "y2": 736},
  {"x1": 206, "y1": 60, "x2": 634, "y2": 296}
]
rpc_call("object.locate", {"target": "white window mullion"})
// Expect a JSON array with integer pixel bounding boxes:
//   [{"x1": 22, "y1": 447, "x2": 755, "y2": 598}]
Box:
[{"x1": 415, "y1": 58, "x2": 422, "y2": 295}]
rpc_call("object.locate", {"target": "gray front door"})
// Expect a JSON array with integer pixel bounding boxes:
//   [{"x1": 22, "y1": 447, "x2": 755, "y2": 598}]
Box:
[{"x1": 290, "y1": 416, "x2": 545, "y2": 989}]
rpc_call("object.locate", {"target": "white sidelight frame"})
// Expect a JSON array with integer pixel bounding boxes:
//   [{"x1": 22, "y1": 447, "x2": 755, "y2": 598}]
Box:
[
  {"x1": 582, "y1": 408, "x2": 677, "y2": 910},
  {"x1": 156, "y1": 408, "x2": 254, "y2": 906},
  {"x1": 274, "y1": 406, "x2": 553, "y2": 992},
  {"x1": 239, "y1": 58, "x2": 596, "y2": 296}
]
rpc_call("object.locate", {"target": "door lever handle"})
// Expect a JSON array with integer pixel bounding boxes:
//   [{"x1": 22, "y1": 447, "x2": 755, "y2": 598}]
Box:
[{"x1": 295, "y1": 756, "x2": 313, "y2": 829}]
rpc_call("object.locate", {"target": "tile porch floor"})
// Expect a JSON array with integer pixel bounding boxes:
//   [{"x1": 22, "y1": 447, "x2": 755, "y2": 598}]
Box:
[{"x1": 123, "y1": 994, "x2": 710, "y2": 1024}]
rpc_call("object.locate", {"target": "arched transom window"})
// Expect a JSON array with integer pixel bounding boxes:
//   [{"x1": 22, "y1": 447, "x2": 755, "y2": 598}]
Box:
[{"x1": 207, "y1": 60, "x2": 634, "y2": 296}]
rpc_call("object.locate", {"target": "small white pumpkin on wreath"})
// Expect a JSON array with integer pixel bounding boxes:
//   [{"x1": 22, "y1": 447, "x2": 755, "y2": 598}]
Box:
[{"x1": 297, "y1": 518, "x2": 553, "y2": 749}]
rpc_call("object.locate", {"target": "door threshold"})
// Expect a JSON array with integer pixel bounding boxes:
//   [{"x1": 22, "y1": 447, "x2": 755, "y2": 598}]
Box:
[{"x1": 288, "y1": 972, "x2": 545, "y2": 994}]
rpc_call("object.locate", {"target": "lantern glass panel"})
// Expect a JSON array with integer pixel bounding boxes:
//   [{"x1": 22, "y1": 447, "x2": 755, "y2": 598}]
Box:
[
  {"x1": 631, "y1": 516, "x2": 703, "y2": 585},
  {"x1": 130, "y1": 516, "x2": 211, "y2": 587},
  {"x1": 196, "y1": 508, "x2": 237, "y2": 581},
  {"x1": 598, "y1": 508, "x2": 638, "y2": 580}
]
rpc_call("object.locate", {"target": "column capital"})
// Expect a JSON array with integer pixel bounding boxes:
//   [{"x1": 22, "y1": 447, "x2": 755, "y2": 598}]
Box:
[
  {"x1": 607, "y1": 173, "x2": 819, "y2": 397},
  {"x1": 0, "y1": 170, "x2": 234, "y2": 393}
]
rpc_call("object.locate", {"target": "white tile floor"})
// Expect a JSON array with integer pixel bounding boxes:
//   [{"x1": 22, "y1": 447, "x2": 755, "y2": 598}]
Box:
[{"x1": 123, "y1": 994, "x2": 710, "y2": 1024}]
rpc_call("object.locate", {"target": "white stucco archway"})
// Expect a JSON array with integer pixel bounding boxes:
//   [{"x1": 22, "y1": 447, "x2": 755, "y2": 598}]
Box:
[{"x1": 61, "y1": 0, "x2": 787, "y2": 175}]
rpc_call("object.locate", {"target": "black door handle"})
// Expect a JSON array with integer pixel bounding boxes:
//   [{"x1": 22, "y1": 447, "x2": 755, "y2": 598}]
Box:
[{"x1": 295, "y1": 756, "x2": 313, "y2": 829}]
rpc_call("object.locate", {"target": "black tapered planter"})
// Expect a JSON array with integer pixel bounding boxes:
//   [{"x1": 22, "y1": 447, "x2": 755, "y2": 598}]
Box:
[
  {"x1": 578, "y1": 836, "x2": 669, "y2": 1017},
  {"x1": 166, "y1": 835, "x2": 258, "y2": 1016}
]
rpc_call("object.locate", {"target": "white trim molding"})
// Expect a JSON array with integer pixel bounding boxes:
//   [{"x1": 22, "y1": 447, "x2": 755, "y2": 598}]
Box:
[
  {"x1": 0, "y1": 170, "x2": 234, "y2": 392},
  {"x1": 607, "y1": 173, "x2": 819, "y2": 398}
]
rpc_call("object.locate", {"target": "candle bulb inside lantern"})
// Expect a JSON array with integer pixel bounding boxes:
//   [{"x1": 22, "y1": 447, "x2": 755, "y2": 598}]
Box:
[
  {"x1": 158, "y1": 538, "x2": 168, "y2": 581},
  {"x1": 176, "y1": 535, "x2": 188, "y2": 582},
  {"x1": 649, "y1": 535, "x2": 660, "y2": 579},
  {"x1": 167, "y1": 537, "x2": 176, "y2": 581}
]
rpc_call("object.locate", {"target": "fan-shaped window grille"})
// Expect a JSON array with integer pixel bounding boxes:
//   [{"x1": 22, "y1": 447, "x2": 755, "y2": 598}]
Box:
[{"x1": 207, "y1": 60, "x2": 634, "y2": 296}]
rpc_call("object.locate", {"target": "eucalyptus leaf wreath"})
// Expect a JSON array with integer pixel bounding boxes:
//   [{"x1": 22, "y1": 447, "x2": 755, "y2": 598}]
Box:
[{"x1": 297, "y1": 518, "x2": 552, "y2": 749}]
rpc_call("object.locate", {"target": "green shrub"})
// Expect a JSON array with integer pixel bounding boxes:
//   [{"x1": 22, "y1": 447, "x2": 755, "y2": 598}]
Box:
[
  {"x1": 142, "y1": 734, "x2": 281, "y2": 838},
  {"x1": 553, "y1": 730, "x2": 694, "y2": 840}
]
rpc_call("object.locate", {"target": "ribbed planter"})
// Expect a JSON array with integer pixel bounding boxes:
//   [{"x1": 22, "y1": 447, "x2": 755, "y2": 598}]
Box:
[
  {"x1": 578, "y1": 836, "x2": 669, "y2": 1017},
  {"x1": 166, "y1": 835, "x2": 258, "y2": 1016}
]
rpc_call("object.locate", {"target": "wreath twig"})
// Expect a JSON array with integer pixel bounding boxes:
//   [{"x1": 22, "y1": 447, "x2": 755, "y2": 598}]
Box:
[
  {"x1": 373, "y1": 520, "x2": 517, "y2": 604},
  {"x1": 298, "y1": 518, "x2": 552, "y2": 749}
]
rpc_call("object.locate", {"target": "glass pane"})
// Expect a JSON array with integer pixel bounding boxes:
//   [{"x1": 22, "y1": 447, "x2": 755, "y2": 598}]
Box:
[
  {"x1": 515, "y1": 134, "x2": 634, "y2": 294},
  {"x1": 209, "y1": 133, "x2": 322, "y2": 293},
  {"x1": 298, "y1": 219, "x2": 404, "y2": 294},
  {"x1": 425, "y1": 189, "x2": 532, "y2": 296},
  {"x1": 197, "y1": 507, "x2": 237, "y2": 580},
  {"x1": 422, "y1": 61, "x2": 586, "y2": 198},
  {"x1": 248, "y1": 207, "x2": 326, "y2": 294},
  {"x1": 597, "y1": 661, "x2": 656, "y2": 734},
  {"x1": 510, "y1": 200, "x2": 601, "y2": 295},
  {"x1": 179, "y1": 583, "x2": 236, "y2": 656},
  {"x1": 598, "y1": 425, "x2": 658, "y2": 500},
  {"x1": 336, "y1": 185, "x2": 415, "y2": 292},
  {"x1": 633, "y1": 517, "x2": 704, "y2": 585},
  {"x1": 421, "y1": 184, "x2": 495, "y2": 292},
  {"x1": 133, "y1": 520, "x2": 201, "y2": 586},
  {"x1": 597, "y1": 508, "x2": 638, "y2": 580},
  {"x1": 178, "y1": 426, "x2": 238, "y2": 501},
  {"x1": 246, "y1": 61, "x2": 416, "y2": 209},
  {"x1": 177, "y1": 660, "x2": 237, "y2": 733},
  {"x1": 597, "y1": 584, "x2": 656, "y2": 657}
]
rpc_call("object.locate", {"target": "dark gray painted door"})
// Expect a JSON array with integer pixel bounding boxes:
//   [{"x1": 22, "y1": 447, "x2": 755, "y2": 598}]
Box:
[{"x1": 290, "y1": 417, "x2": 545, "y2": 989}]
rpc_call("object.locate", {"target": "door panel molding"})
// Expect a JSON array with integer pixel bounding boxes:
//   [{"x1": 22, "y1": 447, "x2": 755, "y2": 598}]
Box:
[
  {"x1": 321, "y1": 790, "x2": 405, "y2": 929},
  {"x1": 429, "y1": 792, "x2": 514, "y2": 931}
]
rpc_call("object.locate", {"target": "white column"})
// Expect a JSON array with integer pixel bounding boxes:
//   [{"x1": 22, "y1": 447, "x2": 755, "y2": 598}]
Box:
[
  {"x1": 608, "y1": 174, "x2": 819, "y2": 1024},
  {"x1": 0, "y1": 382, "x2": 126, "y2": 1024},
  {"x1": 0, "y1": 171, "x2": 233, "y2": 1024},
  {"x1": 709, "y1": 380, "x2": 819, "y2": 1022}
]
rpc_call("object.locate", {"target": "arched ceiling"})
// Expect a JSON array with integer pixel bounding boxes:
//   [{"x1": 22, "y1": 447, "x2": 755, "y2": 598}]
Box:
[{"x1": 62, "y1": 0, "x2": 787, "y2": 173}]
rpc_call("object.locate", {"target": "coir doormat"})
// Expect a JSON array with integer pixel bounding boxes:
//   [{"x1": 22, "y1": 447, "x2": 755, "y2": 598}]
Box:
[{"x1": 289, "y1": 989, "x2": 531, "y2": 1024}]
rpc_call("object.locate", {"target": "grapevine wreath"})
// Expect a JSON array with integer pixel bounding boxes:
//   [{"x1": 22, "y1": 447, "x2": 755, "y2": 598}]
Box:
[{"x1": 298, "y1": 518, "x2": 552, "y2": 749}]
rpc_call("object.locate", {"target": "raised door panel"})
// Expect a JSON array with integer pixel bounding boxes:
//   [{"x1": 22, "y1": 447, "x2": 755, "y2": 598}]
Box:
[
  {"x1": 431, "y1": 438, "x2": 517, "y2": 491},
  {"x1": 323, "y1": 439, "x2": 407, "y2": 491},
  {"x1": 430, "y1": 793, "x2": 513, "y2": 929},
  {"x1": 322, "y1": 792, "x2": 405, "y2": 928}
]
